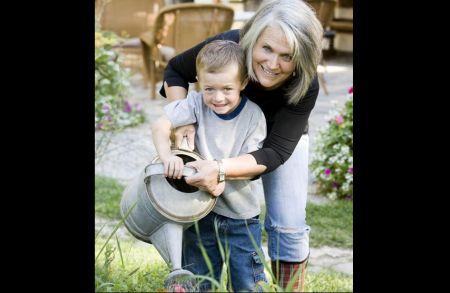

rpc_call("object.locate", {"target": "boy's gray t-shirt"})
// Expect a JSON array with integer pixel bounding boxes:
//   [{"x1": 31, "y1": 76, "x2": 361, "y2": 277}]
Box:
[{"x1": 163, "y1": 91, "x2": 267, "y2": 219}]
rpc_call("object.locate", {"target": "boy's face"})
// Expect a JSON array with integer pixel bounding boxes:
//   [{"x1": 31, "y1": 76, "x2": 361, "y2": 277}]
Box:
[{"x1": 198, "y1": 63, "x2": 248, "y2": 115}]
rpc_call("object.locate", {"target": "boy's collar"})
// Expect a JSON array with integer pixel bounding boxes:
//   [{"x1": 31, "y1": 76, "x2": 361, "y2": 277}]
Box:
[{"x1": 214, "y1": 94, "x2": 248, "y2": 120}]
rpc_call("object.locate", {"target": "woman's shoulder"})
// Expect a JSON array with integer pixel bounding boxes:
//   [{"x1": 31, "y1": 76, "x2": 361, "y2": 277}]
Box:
[{"x1": 210, "y1": 29, "x2": 240, "y2": 43}]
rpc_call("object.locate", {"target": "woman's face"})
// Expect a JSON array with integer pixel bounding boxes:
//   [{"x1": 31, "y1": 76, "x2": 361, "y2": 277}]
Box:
[{"x1": 252, "y1": 25, "x2": 296, "y2": 90}]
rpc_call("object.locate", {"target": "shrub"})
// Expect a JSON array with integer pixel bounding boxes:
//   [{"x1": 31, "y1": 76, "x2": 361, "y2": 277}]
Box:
[
  {"x1": 95, "y1": 31, "x2": 144, "y2": 131},
  {"x1": 310, "y1": 86, "x2": 353, "y2": 200}
]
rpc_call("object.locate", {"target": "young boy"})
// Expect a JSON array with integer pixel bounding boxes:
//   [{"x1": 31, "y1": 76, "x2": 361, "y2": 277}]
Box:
[{"x1": 151, "y1": 40, "x2": 267, "y2": 292}]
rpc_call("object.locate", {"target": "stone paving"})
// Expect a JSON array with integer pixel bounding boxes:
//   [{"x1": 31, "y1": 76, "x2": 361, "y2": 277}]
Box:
[{"x1": 95, "y1": 53, "x2": 353, "y2": 276}]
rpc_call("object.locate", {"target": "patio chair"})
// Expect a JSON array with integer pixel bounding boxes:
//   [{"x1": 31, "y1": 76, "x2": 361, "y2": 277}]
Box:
[
  {"x1": 140, "y1": 3, "x2": 234, "y2": 99},
  {"x1": 99, "y1": 0, "x2": 165, "y2": 84},
  {"x1": 329, "y1": 0, "x2": 353, "y2": 50},
  {"x1": 306, "y1": 0, "x2": 337, "y2": 95}
]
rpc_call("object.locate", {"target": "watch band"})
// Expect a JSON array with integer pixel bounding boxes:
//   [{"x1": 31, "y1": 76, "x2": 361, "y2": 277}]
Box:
[{"x1": 216, "y1": 159, "x2": 226, "y2": 183}]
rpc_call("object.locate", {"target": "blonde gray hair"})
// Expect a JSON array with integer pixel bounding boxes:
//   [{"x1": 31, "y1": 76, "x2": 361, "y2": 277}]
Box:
[{"x1": 240, "y1": 0, "x2": 323, "y2": 104}]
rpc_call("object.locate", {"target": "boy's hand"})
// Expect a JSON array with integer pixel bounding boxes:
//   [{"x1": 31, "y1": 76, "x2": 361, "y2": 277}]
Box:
[{"x1": 161, "y1": 155, "x2": 184, "y2": 179}]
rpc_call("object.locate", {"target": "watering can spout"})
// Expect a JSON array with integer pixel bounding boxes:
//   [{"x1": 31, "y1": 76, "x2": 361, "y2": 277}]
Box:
[{"x1": 149, "y1": 222, "x2": 184, "y2": 270}]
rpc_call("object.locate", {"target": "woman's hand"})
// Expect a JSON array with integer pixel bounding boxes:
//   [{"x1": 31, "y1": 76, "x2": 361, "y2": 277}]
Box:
[
  {"x1": 172, "y1": 124, "x2": 196, "y2": 151},
  {"x1": 185, "y1": 160, "x2": 225, "y2": 197}
]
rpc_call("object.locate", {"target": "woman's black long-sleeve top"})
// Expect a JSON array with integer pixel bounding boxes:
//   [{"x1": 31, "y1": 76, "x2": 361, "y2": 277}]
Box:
[{"x1": 159, "y1": 29, "x2": 319, "y2": 174}]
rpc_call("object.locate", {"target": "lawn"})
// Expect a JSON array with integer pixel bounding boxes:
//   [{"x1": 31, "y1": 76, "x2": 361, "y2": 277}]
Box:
[{"x1": 95, "y1": 236, "x2": 353, "y2": 292}]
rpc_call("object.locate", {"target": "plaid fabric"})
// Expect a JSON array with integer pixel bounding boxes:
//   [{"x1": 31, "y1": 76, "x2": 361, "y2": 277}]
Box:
[{"x1": 271, "y1": 258, "x2": 308, "y2": 292}]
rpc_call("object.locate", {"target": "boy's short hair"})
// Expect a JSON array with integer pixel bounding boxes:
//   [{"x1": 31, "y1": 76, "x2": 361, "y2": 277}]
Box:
[{"x1": 196, "y1": 40, "x2": 247, "y2": 83}]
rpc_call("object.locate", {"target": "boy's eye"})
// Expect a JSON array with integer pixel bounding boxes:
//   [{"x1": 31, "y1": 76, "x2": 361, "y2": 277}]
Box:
[
  {"x1": 204, "y1": 88, "x2": 213, "y2": 92},
  {"x1": 224, "y1": 88, "x2": 232, "y2": 91}
]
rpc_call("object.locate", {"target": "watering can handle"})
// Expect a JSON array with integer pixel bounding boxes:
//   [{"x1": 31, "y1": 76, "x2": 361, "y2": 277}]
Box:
[{"x1": 144, "y1": 163, "x2": 197, "y2": 178}]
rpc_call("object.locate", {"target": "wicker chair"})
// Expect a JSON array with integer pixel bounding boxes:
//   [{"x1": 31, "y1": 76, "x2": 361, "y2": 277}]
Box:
[
  {"x1": 140, "y1": 3, "x2": 234, "y2": 99},
  {"x1": 98, "y1": 0, "x2": 165, "y2": 84},
  {"x1": 306, "y1": 0, "x2": 337, "y2": 95}
]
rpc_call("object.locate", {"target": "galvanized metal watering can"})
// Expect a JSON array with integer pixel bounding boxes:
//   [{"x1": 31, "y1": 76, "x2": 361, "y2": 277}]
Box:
[{"x1": 120, "y1": 139, "x2": 216, "y2": 291}]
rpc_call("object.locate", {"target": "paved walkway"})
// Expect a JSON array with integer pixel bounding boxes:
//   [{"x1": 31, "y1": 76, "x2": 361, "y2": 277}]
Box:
[{"x1": 95, "y1": 53, "x2": 353, "y2": 276}]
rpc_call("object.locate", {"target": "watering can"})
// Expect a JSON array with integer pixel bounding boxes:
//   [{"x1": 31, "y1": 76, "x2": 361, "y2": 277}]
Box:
[{"x1": 120, "y1": 138, "x2": 216, "y2": 291}]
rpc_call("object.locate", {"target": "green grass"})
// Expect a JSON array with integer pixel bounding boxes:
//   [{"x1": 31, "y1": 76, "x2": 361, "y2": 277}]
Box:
[
  {"x1": 95, "y1": 236, "x2": 352, "y2": 292},
  {"x1": 95, "y1": 238, "x2": 169, "y2": 292},
  {"x1": 95, "y1": 175, "x2": 125, "y2": 219},
  {"x1": 307, "y1": 200, "x2": 353, "y2": 248},
  {"x1": 260, "y1": 200, "x2": 353, "y2": 248}
]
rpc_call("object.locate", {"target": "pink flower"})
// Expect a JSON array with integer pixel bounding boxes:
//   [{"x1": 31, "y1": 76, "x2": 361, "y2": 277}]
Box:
[
  {"x1": 324, "y1": 169, "x2": 331, "y2": 176},
  {"x1": 101, "y1": 104, "x2": 110, "y2": 113},
  {"x1": 348, "y1": 86, "x2": 353, "y2": 94},
  {"x1": 332, "y1": 181, "x2": 339, "y2": 189},
  {"x1": 335, "y1": 115, "x2": 344, "y2": 125},
  {"x1": 173, "y1": 285, "x2": 186, "y2": 292},
  {"x1": 348, "y1": 167, "x2": 353, "y2": 174},
  {"x1": 123, "y1": 101, "x2": 132, "y2": 113}
]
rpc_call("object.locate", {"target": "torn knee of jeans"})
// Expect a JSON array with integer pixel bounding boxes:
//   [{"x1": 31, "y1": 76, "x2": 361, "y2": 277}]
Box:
[{"x1": 273, "y1": 226, "x2": 304, "y2": 234}]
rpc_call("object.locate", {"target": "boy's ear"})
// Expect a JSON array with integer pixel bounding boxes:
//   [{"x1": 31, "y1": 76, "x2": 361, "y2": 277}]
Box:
[{"x1": 240, "y1": 76, "x2": 249, "y2": 90}]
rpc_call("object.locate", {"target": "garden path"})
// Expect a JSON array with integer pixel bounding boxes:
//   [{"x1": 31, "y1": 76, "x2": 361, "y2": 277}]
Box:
[{"x1": 95, "y1": 53, "x2": 353, "y2": 276}]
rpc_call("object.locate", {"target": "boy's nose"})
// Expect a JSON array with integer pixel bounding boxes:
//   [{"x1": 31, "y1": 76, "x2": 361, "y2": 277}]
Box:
[{"x1": 214, "y1": 91, "x2": 225, "y2": 102}]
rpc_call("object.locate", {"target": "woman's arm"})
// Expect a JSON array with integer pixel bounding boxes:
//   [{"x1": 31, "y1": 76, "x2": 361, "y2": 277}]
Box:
[
  {"x1": 250, "y1": 77, "x2": 320, "y2": 173},
  {"x1": 185, "y1": 155, "x2": 265, "y2": 197},
  {"x1": 164, "y1": 82, "x2": 188, "y2": 102}
]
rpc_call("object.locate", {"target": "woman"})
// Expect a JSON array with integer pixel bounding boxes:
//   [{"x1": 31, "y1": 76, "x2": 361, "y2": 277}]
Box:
[{"x1": 159, "y1": 0, "x2": 323, "y2": 291}]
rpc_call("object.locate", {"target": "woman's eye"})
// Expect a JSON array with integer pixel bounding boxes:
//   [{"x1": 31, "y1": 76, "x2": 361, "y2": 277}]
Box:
[
  {"x1": 204, "y1": 88, "x2": 213, "y2": 92},
  {"x1": 225, "y1": 88, "x2": 232, "y2": 91},
  {"x1": 282, "y1": 55, "x2": 293, "y2": 62},
  {"x1": 263, "y1": 46, "x2": 271, "y2": 52}
]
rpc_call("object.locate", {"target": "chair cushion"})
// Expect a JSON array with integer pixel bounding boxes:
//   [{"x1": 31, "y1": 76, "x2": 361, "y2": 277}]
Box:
[
  {"x1": 112, "y1": 38, "x2": 142, "y2": 48},
  {"x1": 159, "y1": 46, "x2": 176, "y2": 62}
]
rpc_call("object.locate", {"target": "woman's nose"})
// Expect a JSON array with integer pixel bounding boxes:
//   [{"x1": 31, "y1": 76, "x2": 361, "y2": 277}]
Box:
[{"x1": 267, "y1": 54, "x2": 279, "y2": 70}]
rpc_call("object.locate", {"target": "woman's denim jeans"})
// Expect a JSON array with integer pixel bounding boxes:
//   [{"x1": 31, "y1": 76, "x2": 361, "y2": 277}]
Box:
[
  {"x1": 182, "y1": 212, "x2": 267, "y2": 292},
  {"x1": 262, "y1": 134, "x2": 310, "y2": 263}
]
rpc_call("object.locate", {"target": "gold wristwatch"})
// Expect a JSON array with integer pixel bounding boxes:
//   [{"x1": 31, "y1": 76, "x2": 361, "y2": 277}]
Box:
[{"x1": 216, "y1": 159, "x2": 226, "y2": 183}]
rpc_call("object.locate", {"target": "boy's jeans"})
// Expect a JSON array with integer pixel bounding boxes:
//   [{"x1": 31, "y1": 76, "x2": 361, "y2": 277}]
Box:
[
  {"x1": 262, "y1": 134, "x2": 311, "y2": 263},
  {"x1": 182, "y1": 212, "x2": 267, "y2": 292}
]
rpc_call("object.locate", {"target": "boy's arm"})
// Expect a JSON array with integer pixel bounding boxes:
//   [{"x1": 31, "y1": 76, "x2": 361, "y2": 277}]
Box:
[{"x1": 151, "y1": 114, "x2": 184, "y2": 179}]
